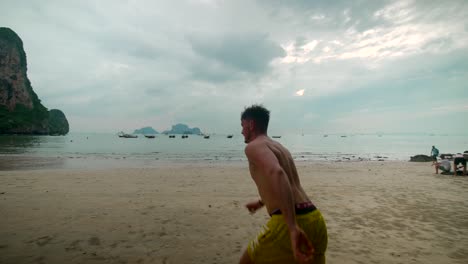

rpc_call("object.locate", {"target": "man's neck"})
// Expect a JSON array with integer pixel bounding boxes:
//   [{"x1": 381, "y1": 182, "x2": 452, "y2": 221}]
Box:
[{"x1": 250, "y1": 133, "x2": 268, "y2": 142}]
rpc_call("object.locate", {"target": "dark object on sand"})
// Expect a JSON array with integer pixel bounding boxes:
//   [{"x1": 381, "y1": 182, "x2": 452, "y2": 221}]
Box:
[
  {"x1": 410, "y1": 154, "x2": 433, "y2": 162},
  {"x1": 440, "y1": 153, "x2": 453, "y2": 160}
]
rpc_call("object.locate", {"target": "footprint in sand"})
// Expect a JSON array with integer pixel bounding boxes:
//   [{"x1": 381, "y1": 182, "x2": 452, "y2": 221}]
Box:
[
  {"x1": 34, "y1": 256, "x2": 46, "y2": 264},
  {"x1": 109, "y1": 242, "x2": 119, "y2": 248},
  {"x1": 29, "y1": 236, "x2": 54, "y2": 247},
  {"x1": 65, "y1": 239, "x2": 83, "y2": 252},
  {"x1": 88, "y1": 236, "x2": 101, "y2": 246}
]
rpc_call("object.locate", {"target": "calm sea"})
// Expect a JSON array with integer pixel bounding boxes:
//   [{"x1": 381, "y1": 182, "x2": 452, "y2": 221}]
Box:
[{"x1": 0, "y1": 133, "x2": 467, "y2": 169}]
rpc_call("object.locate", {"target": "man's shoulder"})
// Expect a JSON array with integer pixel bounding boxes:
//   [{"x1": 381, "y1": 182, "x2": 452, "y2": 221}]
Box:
[
  {"x1": 245, "y1": 139, "x2": 262, "y2": 150},
  {"x1": 245, "y1": 138, "x2": 268, "y2": 154}
]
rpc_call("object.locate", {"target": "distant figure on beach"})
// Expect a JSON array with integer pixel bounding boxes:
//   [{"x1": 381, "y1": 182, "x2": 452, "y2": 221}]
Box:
[
  {"x1": 239, "y1": 105, "x2": 327, "y2": 264},
  {"x1": 434, "y1": 159, "x2": 451, "y2": 174},
  {"x1": 431, "y1": 146, "x2": 439, "y2": 163},
  {"x1": 453, "y1": 153, "x2": 467, "y2": 176}
]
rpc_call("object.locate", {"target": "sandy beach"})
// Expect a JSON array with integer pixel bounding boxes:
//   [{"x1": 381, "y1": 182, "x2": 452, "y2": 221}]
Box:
[{"x1": 1, "y1": 161, "x2": 468, "y2": 264}]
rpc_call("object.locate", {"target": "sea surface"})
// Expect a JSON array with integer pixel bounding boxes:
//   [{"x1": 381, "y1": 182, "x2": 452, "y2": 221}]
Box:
[{"x1": 0, "y1": 133, "x2": 467, "y2": 170}]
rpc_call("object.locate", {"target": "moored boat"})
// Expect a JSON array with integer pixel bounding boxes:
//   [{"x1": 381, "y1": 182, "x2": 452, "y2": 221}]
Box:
[{"x1": 118, "y1": 132, "x2": 138, "y2": 138}]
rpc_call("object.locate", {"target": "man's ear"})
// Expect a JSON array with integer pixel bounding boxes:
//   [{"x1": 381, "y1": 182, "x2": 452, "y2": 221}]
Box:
[{"x1": 249, "y1": 120, "x2": 255, "y2": 131}]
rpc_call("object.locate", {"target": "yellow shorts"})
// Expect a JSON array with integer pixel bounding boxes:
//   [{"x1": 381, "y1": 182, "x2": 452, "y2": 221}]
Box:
[{"x1": 247, "y1": 210, "x2": 328, "y2": 264}]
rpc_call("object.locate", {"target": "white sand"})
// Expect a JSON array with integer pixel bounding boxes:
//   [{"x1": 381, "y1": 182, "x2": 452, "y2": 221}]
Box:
[{"x1": 1, "y1": 161, "x2": 468, "y2": 263}]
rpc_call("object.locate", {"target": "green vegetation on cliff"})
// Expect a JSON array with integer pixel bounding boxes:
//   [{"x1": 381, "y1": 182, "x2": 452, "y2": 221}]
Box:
[
  {"x1": 48, "y1": 109, "x2": 69, "y2": 135},
  {"x1": 0, "y1": 104, "x2": 48, "y2": 134}
]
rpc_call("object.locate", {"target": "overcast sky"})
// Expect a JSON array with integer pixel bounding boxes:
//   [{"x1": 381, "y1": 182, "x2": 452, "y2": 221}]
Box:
[{"x1": 1, "y1": 0, "x2": 467, "y2": 134}]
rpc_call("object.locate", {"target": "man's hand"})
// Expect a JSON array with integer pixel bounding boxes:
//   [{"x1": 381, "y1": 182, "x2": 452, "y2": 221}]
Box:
[
  {"x1": 290, "y1": 227, "x2": 315, "y2": 264},
  {"x1": 245, "y1": 200, "x2": 264, "y2": 214}
]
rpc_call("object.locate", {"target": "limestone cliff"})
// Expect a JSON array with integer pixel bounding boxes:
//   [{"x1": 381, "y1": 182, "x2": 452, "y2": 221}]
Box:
[
  {"x1": 0, "y1": 27, "x2": 69, "y2": 135},
  {"x1": 162, "y1": 124, "x2": 202, "y2": 134},
  {"x1": 133, "y1": 127, "x2": 159, "y2": 134}
]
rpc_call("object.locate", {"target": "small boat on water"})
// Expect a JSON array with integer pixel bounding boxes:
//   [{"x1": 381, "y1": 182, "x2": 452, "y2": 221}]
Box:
[
  {"x1": 169, "y1": 135, "x2": 176, "y2": 138},
  {"x1": 340, "y1": 135, "x2": 347, "y2": 138},
  {"x1": 204, "y1": 135, "x2": 210, "y2": 139},
  {"x1": 182, "y1": 135, "x2": 188, "y2": 138},
  {"x1": 118, "y1": 132, "x2": 138, "y2": 138},
  {"x1": 227, "y1": 135, "x2": 233, "y2": 138},
  {"x1": 272, "y1": 136, "x2": 281, "y2": 138},
  {"x1": 144, "y1": 135, "x2": 156, "y2": 138}
]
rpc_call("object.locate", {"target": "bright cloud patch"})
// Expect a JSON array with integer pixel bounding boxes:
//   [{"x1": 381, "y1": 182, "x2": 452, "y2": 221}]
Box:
[
  {"x1": 280, "y1": 0, "x2": 468, "y2": 66},
  {"x1": 281, "y1": 40, "x2": 320, "y2": 64},
  {"x1": 295, "y1": 89, "x2": 305, "y2": 96}
]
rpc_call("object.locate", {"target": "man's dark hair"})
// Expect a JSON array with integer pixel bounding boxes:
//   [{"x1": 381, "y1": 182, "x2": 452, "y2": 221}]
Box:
[{"x1": 241, "y1": 104, "x2": 270, "y2": 133}]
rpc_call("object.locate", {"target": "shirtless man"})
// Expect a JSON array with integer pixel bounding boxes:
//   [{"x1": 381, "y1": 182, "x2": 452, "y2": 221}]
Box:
[{"x1": 239, "y1": 105, "x2": 328, "y2": 264}]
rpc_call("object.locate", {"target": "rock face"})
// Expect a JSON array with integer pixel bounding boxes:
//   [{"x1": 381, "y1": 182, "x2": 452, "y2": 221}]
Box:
[
  {"x1": 0, "y1": 27, "x2": 69, "y2": 135},
  {"x1": 133, "y1": 127, "x2": 159, "y2": 134},
  {"x1": 163, "y1": 123, "x2": 201, "y2": 134},
  {"x1": 409, "y1": 155, "x2": 433, "y2": 162}
]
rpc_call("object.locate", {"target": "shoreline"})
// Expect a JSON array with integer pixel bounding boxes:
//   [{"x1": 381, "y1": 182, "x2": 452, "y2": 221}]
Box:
[{"x1": 0, "y1": 154, "x2": 419, "y2": 171}]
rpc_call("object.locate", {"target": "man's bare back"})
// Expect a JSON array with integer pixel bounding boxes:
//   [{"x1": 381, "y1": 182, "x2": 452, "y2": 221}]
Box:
[{"x1": 246, "y1": 136, "x2": 311, "y2": 215}]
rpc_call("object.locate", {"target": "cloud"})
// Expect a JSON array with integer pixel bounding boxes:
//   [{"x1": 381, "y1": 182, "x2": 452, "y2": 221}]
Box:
[
  {"x1": 0, "y1": 0, "x2": 466, "y2": 134},
  {"x1": 188, "y1": 32, "x2": 285, "y2": 77},
  {"x1": 276, "y1": 0, "x2": 468, "y2": 67},
  {"x1": 295, "y1": 89, "x2": 305, "y2": 96}
]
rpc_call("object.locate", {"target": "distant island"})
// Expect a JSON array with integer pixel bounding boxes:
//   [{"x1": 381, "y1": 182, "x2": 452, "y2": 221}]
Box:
[
  {"x1": 162, "y1": 123, "x2": 201, "y2": 135},
  {"x1": 0, "y1": 27, "x2": 69, "y2": 135},
  {"x1": 133, "y1": 127, "x2": 159, "y2": 134}
]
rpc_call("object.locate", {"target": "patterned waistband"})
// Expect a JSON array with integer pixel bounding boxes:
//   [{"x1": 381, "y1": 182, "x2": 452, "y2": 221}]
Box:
[{"x1": 270, "y1": 202, "x2": 316, "y2": 216}]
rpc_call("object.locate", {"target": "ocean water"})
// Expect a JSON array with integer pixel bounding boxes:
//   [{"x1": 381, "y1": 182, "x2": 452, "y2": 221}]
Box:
[{"x1": 1, "y1": 133, "x2": 467, "y2": 164}]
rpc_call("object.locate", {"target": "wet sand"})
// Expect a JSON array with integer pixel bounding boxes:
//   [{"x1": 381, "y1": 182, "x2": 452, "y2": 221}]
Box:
[{"x1": 1, "y1": 161, "x2": 467, "y2": 263}]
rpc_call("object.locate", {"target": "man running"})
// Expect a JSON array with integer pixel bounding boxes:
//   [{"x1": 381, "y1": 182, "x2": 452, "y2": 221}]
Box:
[{"x1": 239, "y1": 105, "x2": 328, "y2": 264}]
